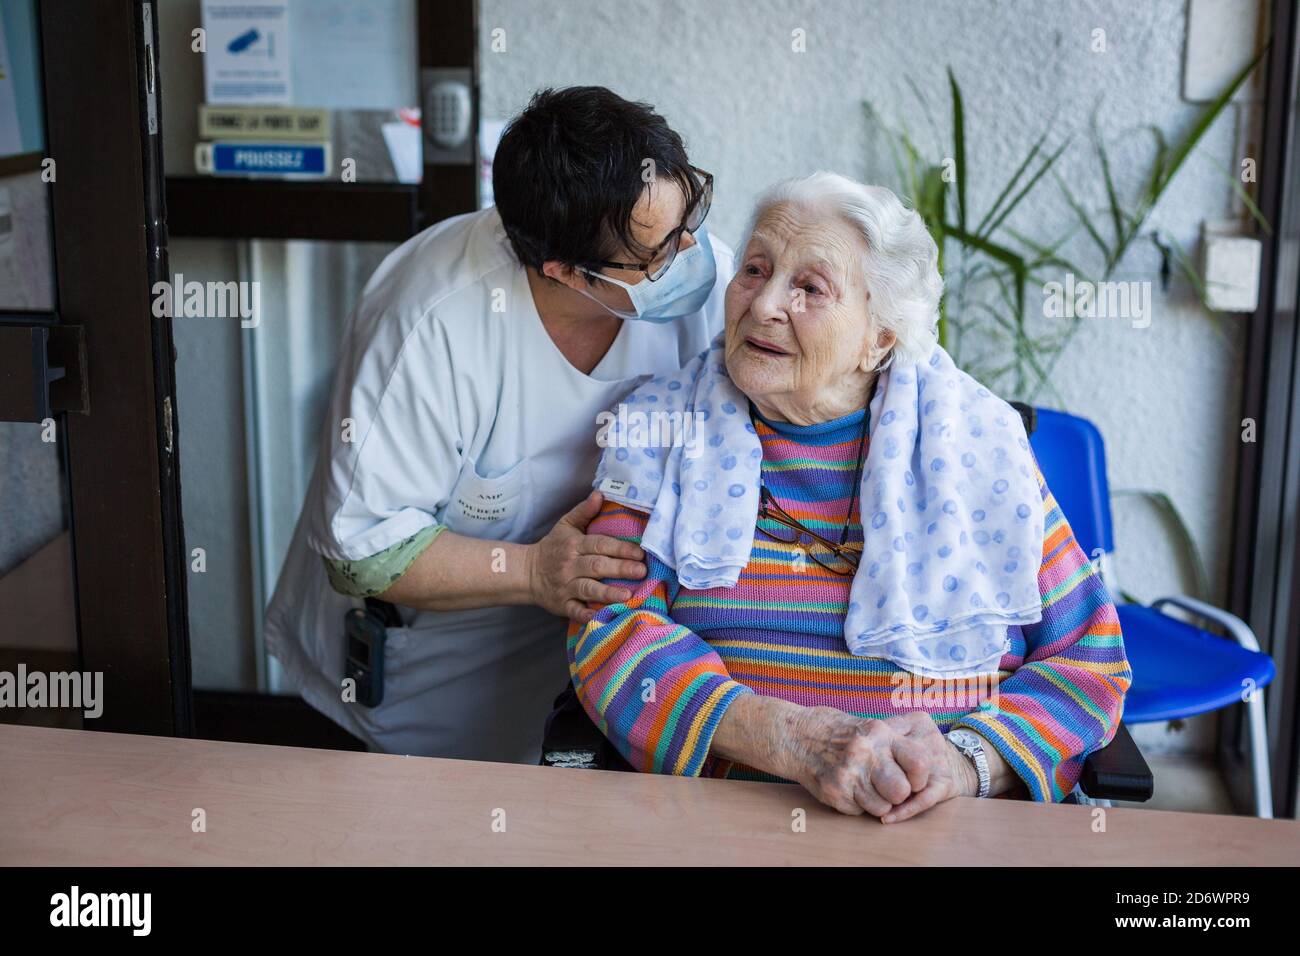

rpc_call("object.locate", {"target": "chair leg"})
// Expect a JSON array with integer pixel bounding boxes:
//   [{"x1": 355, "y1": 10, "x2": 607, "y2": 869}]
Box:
[
  {"x1": 1248, "y1": 689, "x2": 1273, "y2": 819},
  {"x1": 1147, "y1": 597, "x2": 1274, "y2": 818}
]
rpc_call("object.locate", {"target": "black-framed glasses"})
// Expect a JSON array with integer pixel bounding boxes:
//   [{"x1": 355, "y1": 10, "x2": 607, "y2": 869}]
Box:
[
  {"x1": 588, "y1": 166, "x2": 713, "y2": 281},
  {"x1": 756, "y1": 485, "x2": 863, "y2": 576}
]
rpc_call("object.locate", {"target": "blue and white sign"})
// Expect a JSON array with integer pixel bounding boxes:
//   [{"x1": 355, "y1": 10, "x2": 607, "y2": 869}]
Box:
[{"x1": 196, "y1": 141, "x2": 329, "y2": 178}]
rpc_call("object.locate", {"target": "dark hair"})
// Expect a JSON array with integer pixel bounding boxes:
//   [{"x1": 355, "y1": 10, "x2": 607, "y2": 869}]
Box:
[{"x1": 492, "y1": 87, "x2": 700, "y2": 276}]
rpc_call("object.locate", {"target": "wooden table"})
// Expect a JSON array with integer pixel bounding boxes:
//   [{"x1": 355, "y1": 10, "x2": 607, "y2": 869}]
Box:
[{"x1": 2, "y1": 724, "x2": 1296, "y2": 865}]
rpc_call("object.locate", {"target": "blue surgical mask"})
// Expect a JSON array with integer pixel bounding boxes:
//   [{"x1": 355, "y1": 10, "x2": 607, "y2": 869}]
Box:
[{"x1": 576, "y1": 229, "x2": 717, "y2": 323}]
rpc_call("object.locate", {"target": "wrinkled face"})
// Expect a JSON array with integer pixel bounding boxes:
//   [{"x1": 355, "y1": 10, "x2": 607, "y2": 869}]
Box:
[{"x1": 724, "y1": 202, "x2": 887, "y2": 423}]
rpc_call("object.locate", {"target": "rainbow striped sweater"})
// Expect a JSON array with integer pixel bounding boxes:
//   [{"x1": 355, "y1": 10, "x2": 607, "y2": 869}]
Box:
[{"x1": 567, "y1": 406, "x2": 1131, "y2": 802}]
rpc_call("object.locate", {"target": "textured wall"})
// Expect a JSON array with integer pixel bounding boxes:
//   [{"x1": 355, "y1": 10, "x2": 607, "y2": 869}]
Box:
[
  {"x1": 479, "y1": 0, "x2": 1257, "y2": 755},
  {"x1": 480, "y1": 0, "x2": 1245, "y2": 602}
]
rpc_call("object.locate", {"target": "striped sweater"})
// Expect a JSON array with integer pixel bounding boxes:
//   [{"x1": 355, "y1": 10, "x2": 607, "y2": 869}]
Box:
[{"x1": 567, "y1": 406, "x2": 1130, "y2": 802}]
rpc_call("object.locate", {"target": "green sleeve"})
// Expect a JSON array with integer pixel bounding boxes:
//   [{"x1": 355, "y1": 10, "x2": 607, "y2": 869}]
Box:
[{"x1": 321, "y1": 524, "x2": 446, "y2": 598}]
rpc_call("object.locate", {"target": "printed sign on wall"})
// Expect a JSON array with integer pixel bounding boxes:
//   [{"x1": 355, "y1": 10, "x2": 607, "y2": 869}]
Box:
[{"x1": 202, "y1": 1, "x2": 293, "y2": 105}]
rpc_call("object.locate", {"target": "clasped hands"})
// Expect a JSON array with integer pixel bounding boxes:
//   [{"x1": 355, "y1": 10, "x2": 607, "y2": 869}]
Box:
[{"x1": 715, "y1": 695, "x2": 994, "y2": 822}]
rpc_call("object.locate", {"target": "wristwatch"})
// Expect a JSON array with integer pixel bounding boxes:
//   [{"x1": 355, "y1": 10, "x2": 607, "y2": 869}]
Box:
[{"x1": 946, "y1": 729, "x2": 991, "y2": 798}]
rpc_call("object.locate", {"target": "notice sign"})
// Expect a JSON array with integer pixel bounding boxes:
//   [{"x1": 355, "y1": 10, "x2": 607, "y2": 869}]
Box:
[
  {"x1": 199, "y1": 105, "x2": 329, "y2": 141},
  {"x1": 202, "y1": 1, "x2": 293, "y2": 105},
  {"x1": 195, "y1": 141, "x2": 329, "y2": 177}
]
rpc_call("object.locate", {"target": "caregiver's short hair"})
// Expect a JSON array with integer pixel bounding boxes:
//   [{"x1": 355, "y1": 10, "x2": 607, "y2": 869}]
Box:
[{"x1": 736, "y1": 172, "x2": 943, "y2": 368}]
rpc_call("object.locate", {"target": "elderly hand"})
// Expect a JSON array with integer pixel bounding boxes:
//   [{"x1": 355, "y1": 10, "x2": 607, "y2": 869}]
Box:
[
  {"x1": 712, "y1": 696, "x2": 1004, "y2": 820},
  {"x1": 876, "y1": 714, "x2": 980, "y2": 822},
  {"x1": 528, "y1": 491, "x2": 647, "y2": 623},
  {"x1": 786, "y1": 708, "x2": 978, "y2": 820}
]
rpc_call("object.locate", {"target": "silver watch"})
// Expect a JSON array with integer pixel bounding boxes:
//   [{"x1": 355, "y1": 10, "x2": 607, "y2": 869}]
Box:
[{"x1": 946, "y1": 729, "x2": 990, "y2": 798}]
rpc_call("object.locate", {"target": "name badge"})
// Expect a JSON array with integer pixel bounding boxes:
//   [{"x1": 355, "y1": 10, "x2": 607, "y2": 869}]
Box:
[{"x1": 453, "y1": 486, "x2": 515, "y2": 522}]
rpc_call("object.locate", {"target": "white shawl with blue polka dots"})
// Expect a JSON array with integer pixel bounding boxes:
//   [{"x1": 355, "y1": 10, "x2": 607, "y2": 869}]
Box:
[{"x1": 594, "y1": 333, "x2": 1044, "y2": 679}]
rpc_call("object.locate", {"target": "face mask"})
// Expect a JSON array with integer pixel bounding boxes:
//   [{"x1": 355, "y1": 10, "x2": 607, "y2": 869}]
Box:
[{"x1": 576, "y1": 228, "x2": 717, "y2": 323}]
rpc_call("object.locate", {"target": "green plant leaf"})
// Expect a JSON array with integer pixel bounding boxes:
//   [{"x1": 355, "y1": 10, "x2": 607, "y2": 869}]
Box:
[
  {"x1": 979, "y1": 137, "x2": 1071, "y2": 242},
  {"x1": 948, "y1": 67, "x2": 968, "y2": 234},
  {"x1": 1004, "y1": 225, "x2": 1088, "y2": 277},
  {"x1": 1148, "y1": 48, "x2": 1265, "y2": 205},
  {"x1": 1103, "y1": 47, "x2": 1269, "y2": 276},
  {"x1": 1111, "y1": 488, "x2": 1211, "y2": 600},
  {"x1": 1054, "y1": 171, "x2": 1113, "y2": 261},
  {"x1": 1090, "y1": 106, "x2": 1129, "y2": 264},
  {"x1": 863, "y1": 101, "x2": 912, "y2": 196},
  {"x1": 1136, "y1": 123, "x2": 1170, "y2": 201},
  {"x1": 975, "y1": 126, "x2": 1050, "y2": 239},
  {"x1": 904, "y1": 75, "x2": 947, "y2": 157},
  {"x1": 948, "y1": 225, "x2": 1028, "y2": 320},
  {"x1": 1203, "y1": 156, "x2": 1272, "y2": 235}
]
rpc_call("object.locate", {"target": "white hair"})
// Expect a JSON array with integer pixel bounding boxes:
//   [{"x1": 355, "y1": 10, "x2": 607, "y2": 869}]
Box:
[{"x1": 734, "y1": 171, "x2": 943, "y2": 369}]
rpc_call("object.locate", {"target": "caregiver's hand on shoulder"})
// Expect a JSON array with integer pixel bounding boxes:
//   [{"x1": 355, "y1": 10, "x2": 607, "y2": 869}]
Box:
[{"x1": 528, "y1": 491, "x2": 647, "y2": 623}]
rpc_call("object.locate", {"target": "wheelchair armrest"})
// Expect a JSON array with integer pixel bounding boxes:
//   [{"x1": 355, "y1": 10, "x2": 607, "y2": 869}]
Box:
[
  {"x1": 1008, "y1": 401, "x2": 1037, "y2": 437},
  {"x1": 540, "y1": 683, "x2": 604, "y2": 768},
  {"x1": 540, "y1": 682, "x2": 634, "y2": 771},
  {"x1": 1079, "y1": 722, "x2": 1154, "y2": 802}
]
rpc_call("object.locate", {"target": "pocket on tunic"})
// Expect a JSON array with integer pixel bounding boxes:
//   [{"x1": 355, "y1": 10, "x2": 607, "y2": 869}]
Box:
[{"x1": 442, "y1": 455, "x2": 531, "y2": 540}]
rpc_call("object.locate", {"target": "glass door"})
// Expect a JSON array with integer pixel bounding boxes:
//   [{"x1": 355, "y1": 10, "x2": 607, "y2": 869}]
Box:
[
  {"x1": 153, "y1": 0, "x2": 479, "y2": 746},
  {"x1": 0, "y1": 0, "x2": 80, "y2": 729},
  {"x1": 2, "y1": 1, "x2": 190, "y2": 735}
]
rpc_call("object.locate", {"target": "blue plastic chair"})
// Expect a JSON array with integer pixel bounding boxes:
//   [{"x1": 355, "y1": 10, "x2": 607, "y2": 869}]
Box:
[{"x1": 1029, "y1": 407, "x2": 1276, "y2": 817}]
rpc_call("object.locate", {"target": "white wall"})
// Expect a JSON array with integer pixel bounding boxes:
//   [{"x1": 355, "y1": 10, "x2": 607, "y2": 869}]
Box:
[{"x1": 479, "y1": 0, "x2": 1258, "y2": 755}]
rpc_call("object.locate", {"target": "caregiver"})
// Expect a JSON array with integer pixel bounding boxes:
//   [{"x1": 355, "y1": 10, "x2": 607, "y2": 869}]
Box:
[{"x1": 265, "y1": 87, "x2": 731, "y2": 763}]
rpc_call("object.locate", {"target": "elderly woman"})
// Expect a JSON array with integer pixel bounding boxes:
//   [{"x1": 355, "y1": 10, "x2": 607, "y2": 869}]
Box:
[{"x1": 568, "y1": 172, "x2": 1129, "y2": 820}]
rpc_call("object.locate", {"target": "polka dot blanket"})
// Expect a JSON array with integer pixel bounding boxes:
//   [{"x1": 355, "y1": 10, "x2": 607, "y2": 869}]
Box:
[{"x1": 593, "y1": 332, "x2": 1044, "y2": 679}]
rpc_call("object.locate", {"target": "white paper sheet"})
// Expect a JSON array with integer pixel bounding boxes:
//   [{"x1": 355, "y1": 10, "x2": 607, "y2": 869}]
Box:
[{"x1": 202, "y1": 1, "x2": 293, "y2": 105}]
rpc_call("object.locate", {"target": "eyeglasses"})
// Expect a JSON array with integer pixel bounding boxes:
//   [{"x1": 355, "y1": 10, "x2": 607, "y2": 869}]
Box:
[
  {"x1": 753, "y1": 403, "x2": 870, "y2": 577},
  {"x1": 588, "y1": 166, "x2": 713, "y2": 281},
  {"x1": 756, "y1": 485, "x2": 863, "y2": 576}
]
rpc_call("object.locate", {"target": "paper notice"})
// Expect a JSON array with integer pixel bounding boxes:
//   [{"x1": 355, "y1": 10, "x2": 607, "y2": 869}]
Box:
[{"x1": 202, "y1": 1, "x2": 293, "y2": 105}]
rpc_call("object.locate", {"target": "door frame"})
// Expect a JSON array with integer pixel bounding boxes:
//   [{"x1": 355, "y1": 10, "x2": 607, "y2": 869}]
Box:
[
  {"x1": 1228, "y1": 0, "x2": 1300, "y2": 817},
  {"x1": 39, "y1": 0, "x2": 191, "y2": 735}
]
